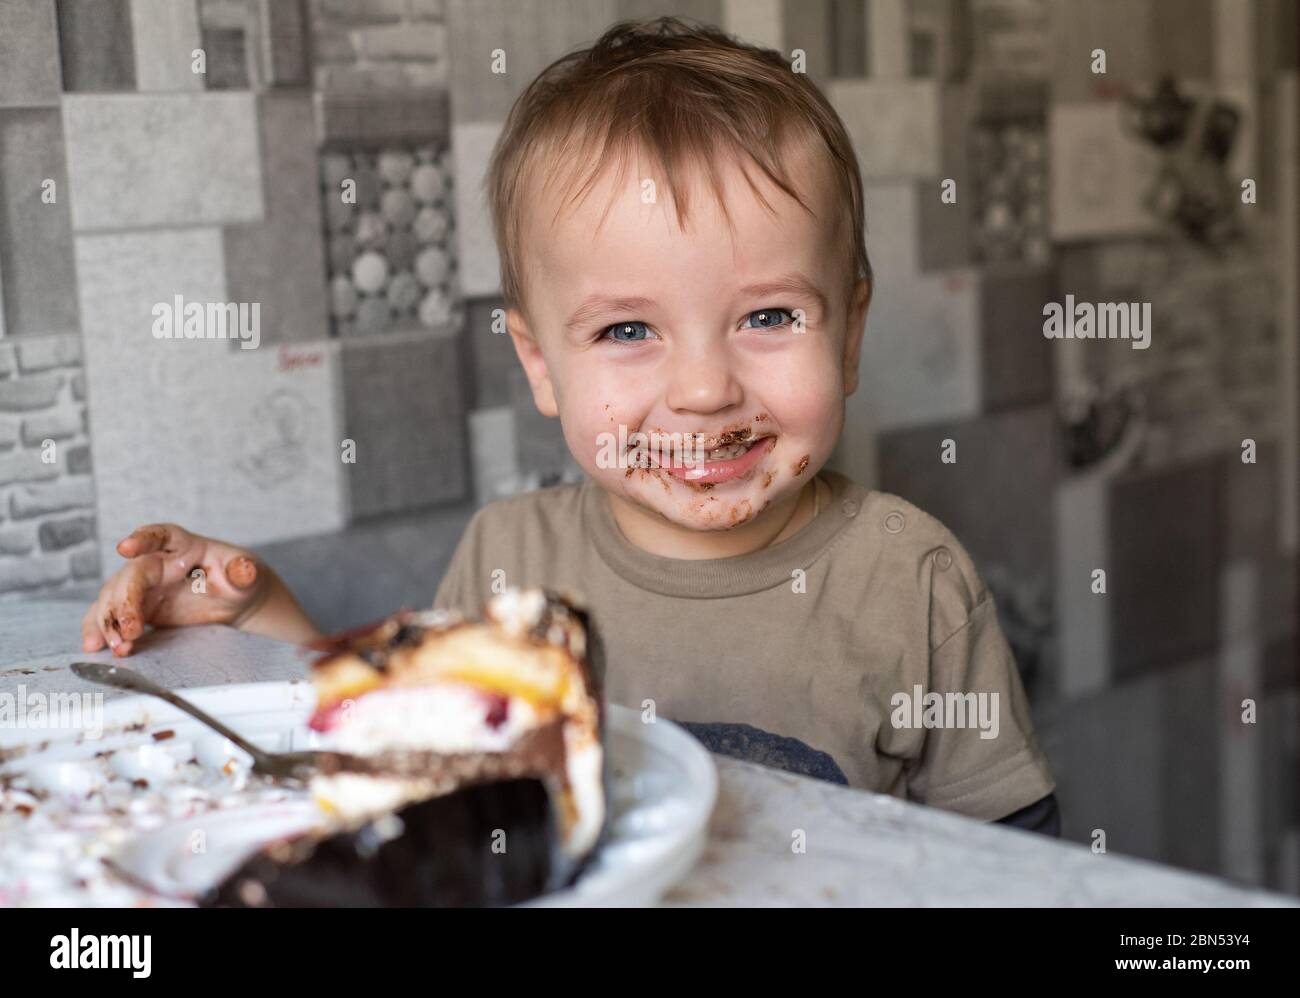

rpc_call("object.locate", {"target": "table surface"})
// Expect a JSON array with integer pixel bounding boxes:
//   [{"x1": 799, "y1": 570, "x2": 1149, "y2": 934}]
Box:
[{"x1": 2, "y1": 598, "x2": 1294, "y2": 907}]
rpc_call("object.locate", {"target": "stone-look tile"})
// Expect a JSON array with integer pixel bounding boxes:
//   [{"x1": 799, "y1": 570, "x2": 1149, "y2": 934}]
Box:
[
  {"x1": 849, "y1": 267, "x2": 981, "y2": 433},
  {"x1": 1049, "y1": 102, "x2": 1160, "y2": 241},
  {"x1": 9, "y1": 478, "x2": 95, "y2": 519},
  {"x1": 834, "y1": 183, "x2": 961, "y2": 485},
  {"x1": 252, "y1": 0, "x2": 310, "y2": 87},
  {"x1": 70, "y1": 542, "x2": 101, "y2": 581},
  {"x1": 39, "y1": 515, "x2": 94, "y2": 551},
  {"x1": 199, "y1": 0, "x2": 254, "y2": 88},
  {"x1": 0, "y1": 523, "x2": 37, "y2": 556},
  {"x1": 616, "y1": 0, "x2": 722, "y2": 24},
  {"x1": 0, "y1": 554, "x2": 69, "y2": 595},
  {"x1": 66, "y1": 443, "x2": 93, "y2": 475},
  {"x1": 828, "y1": 79, "x2": 941, "y2": 180},
  {"x1": 917, "y1": 85, "x2": 972, "y2": 272},
  {"x1": 1150, "y1": 0, "x2": 1213, "y2": 80},
  {"x1": 1223, "y1": 440, "x2": 1279, "y2": 562},
  {"x1": 15, "y1": 334, "x2": 82, "y2": 373},
  {"x1": 1107, "y1": 457, "x2": 1222, "y2": 680},
  {"x1": 1158, "y1": 657, "x2": 1221, "y2": 875},
  {"x1": 0, "y1": 110, "x2": 79, "y2": 336},
  {"x1": 911, "y1": 0, "x2": 971, "y2": 80},
  {"x1": 876, "y1": 405, "x2": 1058, "y2": 635},
  {"x1": 353, "y1": 22, "x2": 446, "y2": 61},
  {"x1": 340, "y1": 331, "x2": 468, "y2": 520},
  {"x1": 509, "y1": 367, "x2": 580, "y2": 486},
  {"x1": 21, "y1": 410, "x2": 81, "y2": 446},
  {"x1": 723, "y1": 0, "x2": 783, "y2": 50},
  {"x1": 978, "y1": 263, "x2": 1056, "y2": 411},
  {"x1": 1048, "y1": 0, "x2": 1155, "y2": 103},
  {"x1": 451, "y1": 120, "x2": 504, "y2": 297},
  {"x1": 317, "y1": 90, "x2": 450, "y2": 145},
  {"x1": 200, "y1": 25, "x2": 250, "y2": 89},
  {"x1": 1259, "y1": 0, "x2": 1300, "y2": 76},
  {"x1": 129, "y1": 0, "x2": 204, "y2": 92},
  {"x1": 968, "y1": 89, "x2": 1049, "y2": 264},
  {"x1": 0, "y1": 374, "x2": 64, "y2": 413},
  {"x1": 0, "y1": 450, "x2": 60, "y2": 485},
  {"x1": 0, "y1": 1, "x2": 62, "y2": 107},
  {"x1": 315, "y1": 0, "x2": 409, "y2": 25},
  {"x1": 1259, "y1": 554, "x2": 1297, "y2": 649},
  {"x1": 1034, "y1": 666, "x2": 1166, "y2": 865},
  {"x1": 75, "y1": 229, "x2": 345, "y2": 570},
  {"x1": 1217, "y1": 616, "x2": 1266, "y2": 882},
  {"x1": 410, "y1": 0, "x2": 445, "y2": 19},
  {"x1": 1258, "y1": 688, "x2": 1299, "y2": 890},
  {"x1": 1050, "y1": 0, "x2": 1211, "y2": 92},
  {"x1": 55, "y1": 0, "x2": 137, "y2": 92},
  {"x1": 468, "y1": 405, "x2": 519, "y2": 506},
  {"x1": 464, "y1": 296, "x2": 516, "y2": 408},
  {"x1": 782, "y1": 0, "x2": 833, "y2": 81},
  {"x1": 255, "y1": 499, "x2": 478, "y2": 631},
  {"x1": 223, "y1": 94, "x2": 329, "y2": 345},
  {"x1": 62, "y1": 94, "x2": 264, "y2": 232},
  {"x1": 828, "y1": 0, "x2": 866, "y2": 77},
  {"x1": 868, "y1": 0, "x2": 909, "y2": 78},
  {"x1": 445, "y1": 0, "x2": 616, "y2": 124},
  {"x1": 200, "y1": 0, "x2": 253, "y2": 32}
]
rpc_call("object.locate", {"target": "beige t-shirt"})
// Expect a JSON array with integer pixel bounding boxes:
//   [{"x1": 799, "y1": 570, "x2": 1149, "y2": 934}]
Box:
[{"x1": 433, "y1": 470, "x2": 1055, "y2": 821}]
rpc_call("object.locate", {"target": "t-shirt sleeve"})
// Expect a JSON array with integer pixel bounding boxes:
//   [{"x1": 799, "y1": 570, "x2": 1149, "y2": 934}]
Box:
[
  {"x1": 904, "y1": 567, "x2": 1057, "y2": 822},
  {"x1": 994, "y1": 792, "x2": 1062, "y2": 837},
  {"x1": 432, "y1": 510, "x2": 489, "y2": 616}
]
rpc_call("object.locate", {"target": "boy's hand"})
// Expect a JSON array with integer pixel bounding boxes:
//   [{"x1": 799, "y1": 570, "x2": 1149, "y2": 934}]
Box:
[{"x1": 81, "y1": 523, "x2": 268, "y2": 657}]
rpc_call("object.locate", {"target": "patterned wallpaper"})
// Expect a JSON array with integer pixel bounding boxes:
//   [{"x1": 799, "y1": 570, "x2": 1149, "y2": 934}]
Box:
[{"x1": 0, "y1": 0, "x2": 1295, "y2": 890}]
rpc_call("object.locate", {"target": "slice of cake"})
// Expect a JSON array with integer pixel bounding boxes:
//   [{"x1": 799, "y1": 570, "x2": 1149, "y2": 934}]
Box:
[{"x1": 202, "y1": 589, "x2": 605, "y2": 907}]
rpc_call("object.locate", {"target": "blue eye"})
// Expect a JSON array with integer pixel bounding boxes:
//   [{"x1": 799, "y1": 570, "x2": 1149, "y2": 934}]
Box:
[
  {"x1": 602, "y1": 321, "x2": 653, "y2": 343},
  {"x1": 743, "y1": 308, "x2": 793, "y2": 330}
]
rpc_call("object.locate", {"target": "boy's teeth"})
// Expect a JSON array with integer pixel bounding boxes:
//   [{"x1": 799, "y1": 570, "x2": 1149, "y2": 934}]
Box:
[{"x1": 706, "y1": 441, "x2": 753, "y2": 460}]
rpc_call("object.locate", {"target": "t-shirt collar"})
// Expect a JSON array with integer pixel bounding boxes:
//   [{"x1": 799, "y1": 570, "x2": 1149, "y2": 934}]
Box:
[{"x1": 583, "y1": 470, "x2": 867, "y2": 598}]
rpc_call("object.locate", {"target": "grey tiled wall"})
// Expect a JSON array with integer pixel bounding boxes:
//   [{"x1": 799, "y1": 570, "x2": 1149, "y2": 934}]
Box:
[{"x1": 0, "y1": 334, "x2": 98, "y2": 595}]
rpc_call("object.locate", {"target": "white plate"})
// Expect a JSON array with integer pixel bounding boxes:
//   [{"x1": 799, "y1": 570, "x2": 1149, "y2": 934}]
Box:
[{"x1": 1, "y1": 682, "x2": 717, "y2": 907}]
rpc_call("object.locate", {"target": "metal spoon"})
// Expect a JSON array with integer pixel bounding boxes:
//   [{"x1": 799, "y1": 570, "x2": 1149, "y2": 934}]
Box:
[{"x1": 70, "y1": 661, "x2": 334, "y2": 785}]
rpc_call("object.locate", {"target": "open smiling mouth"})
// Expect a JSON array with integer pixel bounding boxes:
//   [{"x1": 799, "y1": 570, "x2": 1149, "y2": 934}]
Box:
[{"x1": 652, "y1": 434, "x2": 776, "y2": 485}]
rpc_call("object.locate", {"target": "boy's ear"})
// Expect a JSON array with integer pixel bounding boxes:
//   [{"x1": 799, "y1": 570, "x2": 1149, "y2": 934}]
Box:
[
  {"x1": 505, "y1": 308, "x2": 559, "y2": 417},
  {"x1": 842, "y1": 277, "x2": 872, "y2": 396}
]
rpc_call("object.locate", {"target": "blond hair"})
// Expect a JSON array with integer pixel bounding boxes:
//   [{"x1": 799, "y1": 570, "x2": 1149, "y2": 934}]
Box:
[{"x1": 485, "y1": 17, "x2": 871, "y2": 316}]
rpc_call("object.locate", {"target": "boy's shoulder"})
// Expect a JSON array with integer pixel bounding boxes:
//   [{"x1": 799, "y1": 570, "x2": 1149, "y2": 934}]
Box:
[
  {"x1": 834, "y1": 477, "x2": 990, "y2": 649},
  {"x1": 455, "y1": 479, "x2": 587, "y2": 561},
  {"x1": 434, "y1": 480, "x2": 588, "y2": 613}
]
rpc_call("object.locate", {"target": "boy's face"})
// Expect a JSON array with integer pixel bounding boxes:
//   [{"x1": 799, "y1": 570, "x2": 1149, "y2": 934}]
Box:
[{"x1": 508, "y1": 143, "x2": 869, "y2": 534}]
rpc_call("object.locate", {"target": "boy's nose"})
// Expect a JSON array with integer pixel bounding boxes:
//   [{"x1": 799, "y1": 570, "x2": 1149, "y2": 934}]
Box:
[{"x1": 664, "y1": 341, "x2": 744, "y2": 415}]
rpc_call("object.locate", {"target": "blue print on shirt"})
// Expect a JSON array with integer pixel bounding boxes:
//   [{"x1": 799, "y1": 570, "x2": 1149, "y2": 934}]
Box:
[{"x1": 679, "y1": 721, "x2": 848, "y2": 785}]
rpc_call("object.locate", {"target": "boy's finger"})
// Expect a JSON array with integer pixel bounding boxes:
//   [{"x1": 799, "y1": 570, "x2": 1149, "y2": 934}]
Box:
[
  {"x1": 115, "y1": 557, "x2": 166, "y2": 641},
  {"x1": 225, "y1": 555, "x2": 258, "y2": 590},
  {"x1": 80, "y1": 607, "x2": 106, "y2": 652},
  {"x1": 98, "y1": 606, "x2": 124, "y2": 650},
  {"x1": 116, "y1": 523, "x2": 190, "y2": 559}
]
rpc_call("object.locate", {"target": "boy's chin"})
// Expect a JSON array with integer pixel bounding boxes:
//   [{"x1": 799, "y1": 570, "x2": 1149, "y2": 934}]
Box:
[{"x1": 612, "y1": 470, "x2": 788, "y2": 532}]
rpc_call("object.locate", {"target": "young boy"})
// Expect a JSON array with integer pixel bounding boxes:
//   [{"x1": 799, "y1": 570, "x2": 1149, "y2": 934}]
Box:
[{"x1": 80, "y1": 19, "x2": 1058, "y2": 834}]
